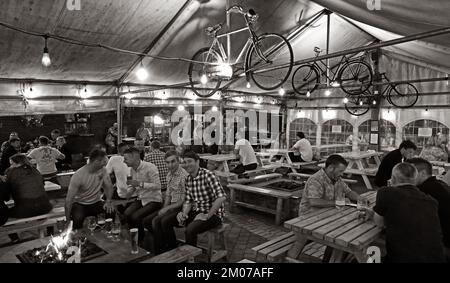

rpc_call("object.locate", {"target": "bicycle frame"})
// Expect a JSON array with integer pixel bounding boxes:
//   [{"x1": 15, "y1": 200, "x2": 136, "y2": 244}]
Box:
[{"x1": 206, "y1": 14, "x2": 267, "y2": 66}]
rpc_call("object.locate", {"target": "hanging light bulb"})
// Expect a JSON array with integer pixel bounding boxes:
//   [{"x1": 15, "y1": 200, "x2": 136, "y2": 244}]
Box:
[
  {"x1": 246, "y1": 81, "x2": 251, "y2": 89},
  {"x1": 41, "y1": 36, "x2": 51, "y2": 67},
  {"x1": 331, "y1": 81, "x2": 340, "y2": 87},
  {"x1": 211, "y1": 106, "x2": 218, "y2": 112},
  {"x1": 177, "y1": 105, "x2": 185, "y2": 112},
  {"x1": 218, "y1": 63, "x2": 233, "y2": 78},
  {"x1": 324, "y1": 90, "x2": 331, "y2": 96},
  {"x1": 343, "y1": 98, "x2": 349, "y2": 104},
  {"x1": 372, "y1": 100, "x2": 377, "y2": 105},
  {"x1": 136, "y1": 61, "x2": 149, "y2": 81},
  {"x1": 359, "y1": 101, "x2": 364, "y2": 106},
  {"x1": 200, "y1": 74, "x2": 208, "y2": 85},
  {"x1": 279, "y1": 87, "x2": 285, "y2": 96},
  {"x1": 306, "y1": 91, "x2": 311, "y2": 98}
]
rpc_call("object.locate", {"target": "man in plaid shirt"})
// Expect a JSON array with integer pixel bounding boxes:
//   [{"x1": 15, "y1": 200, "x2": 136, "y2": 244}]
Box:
[
  {"x1": 144, "y1": 140, "x2": 169, "y2": 192},
  {"x1": 162, "y1": 151, "x2": 227, "y2": 249}
]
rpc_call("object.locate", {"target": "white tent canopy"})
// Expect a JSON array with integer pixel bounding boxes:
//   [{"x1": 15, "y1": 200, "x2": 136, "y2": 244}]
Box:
[{"x1": 0, "y1": 0, "x2": 448, "y2": 114}]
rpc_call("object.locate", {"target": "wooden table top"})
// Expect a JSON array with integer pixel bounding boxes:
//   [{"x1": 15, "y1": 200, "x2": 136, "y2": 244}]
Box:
[
  {"x1": 338, "y1": 151, "x2": 382, "y2": 160},
  {"x1": 284, "y1": 191, "x2": 380, "y2": 252},
  {"x1": 0, "y1": 230, "x2": 150, "y2": 263},
  {"x1": 199, "y1": 154, "x2": 238, "y2": 162}
]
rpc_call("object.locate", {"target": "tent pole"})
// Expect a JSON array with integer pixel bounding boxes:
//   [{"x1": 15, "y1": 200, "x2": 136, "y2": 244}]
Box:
[
  {"x1": 326, "y1": 10, "x2": 331, "y2": 87},
  {"x1": 117, "y1": 87, "x2": 123, "y2": 144}
]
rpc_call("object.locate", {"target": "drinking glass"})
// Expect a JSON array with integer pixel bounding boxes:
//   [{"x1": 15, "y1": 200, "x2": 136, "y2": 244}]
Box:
[
  {"x1": 335, "y1": 191, "x2": 346, "y2": 208},
  {"x1": 112, "y1": 222, "x2": 121, "y2": 242},
  {"x1": 130, "y1": 228, "x2": 139, "y2": 254},
  {"x1": 105, "y1": 218, "x2": 113, "y2": 238},
  {"x1": 86, "y1": 217, "x2": 97, "y2": 236},
  {"x1": 357, "y1": 197, "x2": 370, "y2": 220},
  {"x1": 97, "y1": 213, "x2": 106, "y2": 229}
]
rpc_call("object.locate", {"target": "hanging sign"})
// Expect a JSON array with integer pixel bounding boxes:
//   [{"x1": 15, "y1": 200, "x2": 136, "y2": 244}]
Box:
[
  {"x1": 418, "y1": 128, "x2": 432, "y2": 137},
  {"x1": 332, "y1": 126, "x2": 342, "y2": 133}
]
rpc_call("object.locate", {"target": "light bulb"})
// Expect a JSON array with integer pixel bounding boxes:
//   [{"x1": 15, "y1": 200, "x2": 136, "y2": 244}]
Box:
[
  {"x1": 200, "y1": 74, "x2": 208, "y2": 85},
  {"x1": 331, "y1": 81, "x2": 340, "y2": 87},
  {"x1": 211, "y1": 106, "x2": 218, "y2": 112},
  {"x1": 343, "y1": 98, "x2": 349, "y2": 104},
  {"x1": 136, "y1": 63, "x2": 149, "y2": 81},
  {"x1": 246, "y1": 82, "x2": 251, "y2": 89},
  {"x1": 306, "y1": 91, "x2": 311, "y2": 98},
  {"x1": 359, "y1": 101, "x2": 364, "y2": 106},
  {"x1": 177, "y1": 105, "x2": 185, "y2": 112},
  {"x1": 373, "y1": 100, "x2": 377, "y2": 105},
  {"x1": 325, "y1": 90, "x2": 331, "y2": 96},
  {"x1": 279, "y1": 87, "x2": 285, "y2": 96},
  {"x1": 42, "y1": 48, "x2": 51, "y2": 67},
  {"x1": 218, "y1": 63, "x2": 233, "y2": 78}
]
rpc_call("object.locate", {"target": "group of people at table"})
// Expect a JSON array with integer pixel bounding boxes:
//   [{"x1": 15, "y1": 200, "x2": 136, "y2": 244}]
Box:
[{"x1": 1, "y1": 128, "x2": 450, "y2": 263}]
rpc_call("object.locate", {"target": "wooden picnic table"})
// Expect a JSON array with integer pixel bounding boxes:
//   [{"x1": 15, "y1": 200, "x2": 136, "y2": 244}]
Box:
[
  {"x1": 285, "y1": 191, "x2": 381, "y2": 263},
  {"x1": 334, "y1": 151, "x2": 382, "y2": 191},
  {"x1": 200, "y1": 154, "x2": 238, "y2": 178},
  {"x1": 0, "y1": 229, "x2": 150, "y2": 263}
]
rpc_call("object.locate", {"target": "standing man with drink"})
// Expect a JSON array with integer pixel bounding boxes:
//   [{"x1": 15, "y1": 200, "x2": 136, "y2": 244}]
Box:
[{"x1": 162, "y1": 151, "x2": 226, "y2": 250}]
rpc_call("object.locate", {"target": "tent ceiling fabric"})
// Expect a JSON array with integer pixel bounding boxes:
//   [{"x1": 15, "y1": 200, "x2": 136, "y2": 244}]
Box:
[{"x1": 0, "y1": 0, "x2": 448, "y2": 103}]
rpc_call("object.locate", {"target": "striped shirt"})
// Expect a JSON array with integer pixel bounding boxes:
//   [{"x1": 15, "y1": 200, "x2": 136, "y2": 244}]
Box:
[{"x1": 185, "y1": 168, "x2": 226, "y2": 220}]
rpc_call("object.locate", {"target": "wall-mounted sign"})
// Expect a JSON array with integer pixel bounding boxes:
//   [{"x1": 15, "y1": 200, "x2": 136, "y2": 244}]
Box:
[
  {"x1": 332, "y1": 126, "x2": 342, "y2": 133},
  {"x1": 370, "y1": 133, "x2": 379, "y2": 145},
  {"x1": 418, "y1": 128, "x2": 432, "y2": 137}
]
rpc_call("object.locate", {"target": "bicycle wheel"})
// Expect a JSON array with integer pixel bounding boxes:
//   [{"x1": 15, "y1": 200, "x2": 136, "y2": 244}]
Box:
[
  {"x1": 387, "y1": 83, "x2": 419, "y2": 108},
  {"x1": 338, "y1": 61, "x2": 372, "y2": 96},
  {"x1": 344, "y1": 96, "x2": 370, "y2": 116},
  {"x1": 245, "y1": 33, "x2": 294, "y2": 90},
  {"x1": 188, "y1": 48, "x2": 223, "y2": 98},
  {"x1": 291, "y1": 64, "x2": 320, "y2": 96}
]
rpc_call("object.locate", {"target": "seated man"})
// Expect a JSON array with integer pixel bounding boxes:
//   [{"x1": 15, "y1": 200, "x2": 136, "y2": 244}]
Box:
[
  {"x1": 144, "y1": 140, "x2": 169, "y2": 194},
  {"x1": 374, "y1": 140, "x2": 417, "y2": 187},
  {"x1": 65, "y1": 149, "x2": 115, "y2": 229},
  {"x1": 367, "y1": 163, "x2": 446, "y2": 262},
  {"x1": 123, "y1": 147, "x2": 162, "y2": 243},
  {"x1": 28, "y1": 136, "x2": 65, "y2": 182},
  {"x1": 162, "y1": 151, "x2": 226, "y2": 250},
  {"x1": 299, "y1": 155, "x2": 359, "y2": 215},
  {"x1": 106, "y1": 143, "x2": 130, "y2": 199},
  {"x1": 143, "y1": 150, "x2": 188, "y2": 254},
  {"x1": 231, "y1": 132, "x2": 258, "y2": 175},
  {"x1": 408, "y1": 158, "x2": 450, "y2": 261},
  {"x1": 289, "y1": 132, "x2": 313, "y2": 163}
]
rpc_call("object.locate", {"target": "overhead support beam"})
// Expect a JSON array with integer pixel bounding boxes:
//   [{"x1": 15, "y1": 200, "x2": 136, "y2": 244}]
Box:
[
  {"x1": 382, "y1": 50, "x2": 450, "y2": 74},
  {"x1": 252, "y1": 27, "x2": 450, "y2": 75},
  {"x1": 116, "y1": 0, "x2": 199, "y2": 86}
]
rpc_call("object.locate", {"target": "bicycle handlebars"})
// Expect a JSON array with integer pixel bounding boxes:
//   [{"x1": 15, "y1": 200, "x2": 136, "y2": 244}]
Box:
[{"x1": 227, "y1": 5, "x2": 257, "y2": 20}]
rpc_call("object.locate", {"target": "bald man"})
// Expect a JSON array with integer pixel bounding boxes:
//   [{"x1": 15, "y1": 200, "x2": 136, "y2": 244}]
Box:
[{"x1": 366, "y1": 163, "x2": 446, "y2": 262}]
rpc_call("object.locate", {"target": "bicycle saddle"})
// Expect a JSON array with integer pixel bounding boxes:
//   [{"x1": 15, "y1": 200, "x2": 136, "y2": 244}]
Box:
[{"x1": 205, "y1": 24, "x2": 223, "y2": 36}]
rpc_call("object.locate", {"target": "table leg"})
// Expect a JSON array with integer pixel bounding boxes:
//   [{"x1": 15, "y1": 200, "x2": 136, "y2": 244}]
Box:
[
  {"x1": 229, "y1": 188, "x2": 236, "y2": 213},
  {"x1": 356, "y1": 160, "x2": 373, "y2": 190},
  {"x1": 374, "y1": 155, "x2": 381, "y2": 166},
  {"x1": 223, "y1": 161, "x2": 230, "y2": 173},
  {"x1": 329, "y1": 249, "x2": 345, "y2": 263},
  {"x1": 275, "y1": 198, "x2": 283, "y2": 225},
  {"x1": 287, "y1": 233, "x2": 308, "y2": 260}
]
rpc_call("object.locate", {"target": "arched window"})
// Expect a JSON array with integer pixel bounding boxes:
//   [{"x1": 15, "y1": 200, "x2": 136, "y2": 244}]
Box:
[
  {"x1": 322, "y1": 119, "x2": 353, "y2": 145},
  {"x1": 289, "y1": 118, "x2": 317, "y2": 147},
  {"x1": 403, "y1": 119, "x2": 449, "y2": 151},
  {"x1": 359, "y1": 120, "x2": 396, "y2": 151}
]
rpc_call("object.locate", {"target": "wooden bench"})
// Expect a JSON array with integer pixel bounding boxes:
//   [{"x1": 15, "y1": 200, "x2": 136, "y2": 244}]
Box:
[
  {"x1": 228, "y1": 184, "x2": 301, "y2": 225},
  {"x1": 241, "y1": 164, "x2": 283, "y2": 177},
  {"x1": 176, "y1": 223, "x2": 229, "y2": 263},
  {"x1": 288, "y1": 173, "x2": 358, "y2": 184},
  {"x1": 140, "y1": 245, "x2": 202, "y2": 263},
  {"x1": 0, "y1": 207, "x2": 65, "y2": 238},
  {"x1": 229, "y1": 173, "x2": 282, "y2": 185},
  {"x1": 252, "y1": 232, "x2": 326, "y2": 263}
]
